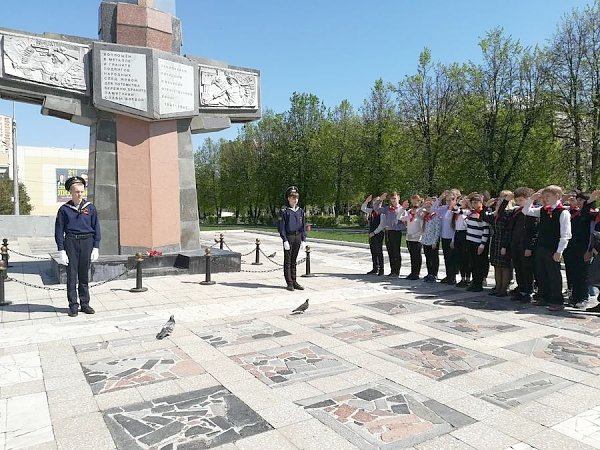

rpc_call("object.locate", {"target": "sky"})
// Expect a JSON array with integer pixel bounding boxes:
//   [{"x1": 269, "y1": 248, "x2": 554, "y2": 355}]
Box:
[{"x1": 0, "y1": 0, "x2": 595, "y2": 151}]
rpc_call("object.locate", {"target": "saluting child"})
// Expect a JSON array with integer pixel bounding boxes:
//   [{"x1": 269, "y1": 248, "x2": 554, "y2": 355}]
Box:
[
  {"x1": 421, "y1": 197, "x2": 442, "y2": 282},
  {"x1": 465, "y1": 193, "x2": 490, "y2": 292},
  {"x1": 400, "y1": 195, "x2": 424, "y2": 280}
]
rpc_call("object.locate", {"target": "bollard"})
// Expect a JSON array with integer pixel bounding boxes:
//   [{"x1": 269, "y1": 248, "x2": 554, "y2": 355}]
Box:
[
  {"x1": 1, "y1": 239, "x2": 10, "y2": 268},
  {"x1": 0, "y1": 260, "x2": 11, "y2": 306},
  {"x1": 200, "y1": 247, "x2": 216, "y2": 285},
  {"x1": 0, "y1": 245, "x2": 7, "y2": 281},
  {"x1": 301, "y1": 245, "x2": 315, "y2": 278},
  {"x1": 252, "y1": 238, "x2": 262, "y2": 266},
  {"x1": 129, "y1": 253, "x2": 148, "y2": 293},
  {"x1": 219, "y1": 233, "x2": 224, "y2": 250}
]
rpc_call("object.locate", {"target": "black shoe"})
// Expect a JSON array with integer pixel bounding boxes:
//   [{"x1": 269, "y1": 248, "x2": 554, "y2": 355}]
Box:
[
  {"x1": 386, "y1": 272, "x2": 398, "y2": 277},
  {"x1": 519, "y1": 294, "x2": 532, "y2": 304},
  {"x1": 447, "y1": 278, "x2": 457, "y2": 286},
  {"x1": 439, "y1": 277, "x2": 449, "y2": 284},
  {"x1": 467, "y1": 285, "x2": 483, "y2": 292},
  {"x1": 68, "y1": 310, "x2": 78, "y2": 317},
  {"x1": 292, "y1": 282, "x2": 304, "y2": 290},
  {"x1": 81, "y1": 306, "x2": 95, "y2": 314},
  {"x1": 488, "y1": 290, "x2": 498, "y2": 296},
  {"x1": 366, "y1": 269, "x2": 378, "y2": 275},
  {"x1": 406, "y1": 274, "x2": 420, "y2": 280},
  {"x1": 377, "y1": 270, "x2": 384, "y2": 276},
  {"x1": 456, "y1": 280, "x2": 468, "y2": 287},
  {"x1": 286, "y1": 284, "x2": 294, "y2": 291},
  {"x1": 586, "y1": 303, "x2": 600, "y2": 313}
]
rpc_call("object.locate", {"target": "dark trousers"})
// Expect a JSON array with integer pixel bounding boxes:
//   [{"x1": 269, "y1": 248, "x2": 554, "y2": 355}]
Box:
[
  {"x1": 423, "y1": 243, "x2": 439, "y2": 277},
  {"x1": 467, "y1": 241, "x2": 488, "y2": 287},
  {"x1": 441, "y1": 238, "x2": 457, "y2": 280},
  {"x1": 407, "y1": 241, "x2": 422, "y2": 276},
  {"x1": 454, "y1": 230, "x2": 470, "y2": 279},
  {"x1": 369, "y1": 232, "x2": 384, "y2": 271},
  {"x1": 64, "y1": 235, "x2": 93, "y2": 311},
  {"x1": 535, "y1": 247, "x2": 563, "y2": 305},
  {"x1": 284, "y1": 232, "x2": 302, "y2": 284},
  {"x1": 563, "y1": 244, "x2": 589, "y2": 302},
  {"x1": 511, "y1": 245, "x2": 534, "y2": 295},
  {"x1": 385, "y1": 230, "x2": 402, "y2": 275}
]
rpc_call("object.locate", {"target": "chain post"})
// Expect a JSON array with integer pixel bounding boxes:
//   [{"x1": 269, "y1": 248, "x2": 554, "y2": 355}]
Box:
[
  {"x1": 252, "y1": 238, "x2": 262, "y2": 266},
  {"x1": 1, "y1": 239, "x2": 10, "y2": 268},
  {"x1": 0, "y1": 260, "x2": 11, "y2": 306},
  {"x1": 301, "y1": 245, "x2": 315, "y2": 278},
  {"x1": 219, "y1": 233, "x2": 224, "y2": 250},
  {"x1": 0, "y1": 245, "x2": 8, "y2": 281},
  {"x1": 200, "y1": 247, "x2": 216, "y2": 285},
  {"x1": 129, "y1": 253, "x2": 148, "y2": 293}
]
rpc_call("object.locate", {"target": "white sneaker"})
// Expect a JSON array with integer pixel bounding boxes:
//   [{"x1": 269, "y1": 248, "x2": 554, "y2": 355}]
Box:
[{"x1": 575, "y1": 300, "x2": 590, "y2": 310}]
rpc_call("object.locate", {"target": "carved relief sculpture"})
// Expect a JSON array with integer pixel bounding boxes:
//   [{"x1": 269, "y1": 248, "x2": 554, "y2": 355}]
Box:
[
  {"x1": 1, "y1": 34, "x2": 89, "y2": 92},
  {"x1": 200, "y1": 66, "x2": 257, "y2": 108}
]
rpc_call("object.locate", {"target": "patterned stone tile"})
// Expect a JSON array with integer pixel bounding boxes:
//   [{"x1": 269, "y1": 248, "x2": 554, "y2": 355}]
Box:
[
  {"x1": 552, "y1": 404, "x2": 600, "y2": 448},
  {"x1": 231, "y1": 342, "x2": 356, "y2": 387},
  {"x1": 0, "y1": 351, "x2": 42, "y2": 387},
  {"x1": 309, "y1": 316, "x2": 407, "y2": 343},
  {"x1": 521, "y1": 313, "x2": 600, "y2": 337},
  {"x1": 432, "y1": 296, "x2": 534, "y2": 313},
  {"x1": 360, "y1": 298, "x2": 436, "y2": 315},
  {"x1": 420, "y1": 313, "x2": 522, "y2": 339},
  {"x1": 296, "y1": 380, "x2": 475, "y2": 449},
  {"x1": 104, "y1": 386, "x2": 271, "y2": 449},
  {"x1": 194, "y1": 319, "x2": 290, "y2": 347},
  {"x1": 475, "y1": 372, "x2": 573, "y2": 409},
  {"x1": 82, "y1": 348, "x2": 205, "y2": 394},
  {"x1": 506, "y1": 335, "x2": 600, "y2": 374},
  {"x1": 380, "y1": 338, "x2": 503, "y2": 380},
  {"x1": 74, "y1": 334, "x2": 158, "y2": 353}
]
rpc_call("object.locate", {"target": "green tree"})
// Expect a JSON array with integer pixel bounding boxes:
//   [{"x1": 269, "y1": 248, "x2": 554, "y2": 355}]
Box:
[{"x1": 0, "y1": 179, "x2": 32, "y2": 214}]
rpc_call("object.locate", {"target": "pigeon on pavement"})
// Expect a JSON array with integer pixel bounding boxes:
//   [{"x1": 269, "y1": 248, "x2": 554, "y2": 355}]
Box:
[
  {"x1": 267, "y1": 251, "x2": 277, "y2": 258},
  {"x1": 291, "y1": 299, "x2": 309, "y2": 315},
  {"x1": 156, "y1": 315, "x2": 175, "y2": 339}
]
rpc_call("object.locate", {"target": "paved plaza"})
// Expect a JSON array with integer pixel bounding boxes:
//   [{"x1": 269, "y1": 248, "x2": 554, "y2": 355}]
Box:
[{"x1": 1, "y1": 231, "x2": 600, "y2": 449}]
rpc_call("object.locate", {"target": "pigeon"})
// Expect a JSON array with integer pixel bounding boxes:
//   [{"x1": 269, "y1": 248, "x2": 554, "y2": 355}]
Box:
[
  {"x1": 156, "y1": 315, "x2": 175, "y2": 340},
  {"x1": 291, "y1": 299, "x2": 309, "y2": 315},
  {"x1": 267, "y1": 251, "x2": 277, "y2": 258}
]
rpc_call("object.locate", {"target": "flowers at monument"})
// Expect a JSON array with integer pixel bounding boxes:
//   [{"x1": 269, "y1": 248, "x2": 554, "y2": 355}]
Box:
[{"x1": 146, "y1": 250, "x2": 163, "y2": 257}]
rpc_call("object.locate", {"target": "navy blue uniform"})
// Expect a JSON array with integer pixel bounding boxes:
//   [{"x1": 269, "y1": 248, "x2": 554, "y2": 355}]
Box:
[
  {"x1": 564, "y1": 201, "x2": 595, "y2": 303},
  {"x1": 278, "y1": 206, "x2": 305, "y2": 285},
  {"x1": 55, "y1": 200, "x2": 101, "y2": 313}
]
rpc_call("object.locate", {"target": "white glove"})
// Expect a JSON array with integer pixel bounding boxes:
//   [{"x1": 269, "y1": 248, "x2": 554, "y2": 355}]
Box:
[
  {"x1": 59, "y1": 250, "x2": 69, "y2": 266},
  {"x1": 91, "y1": 248, "x2": 99, "y2": 262},
  {"x1": 300, "y1": 241, "x2": 306, "y2": 251},
  {"x1": 283, "y1": 241, "x2": 291, "y2": 251}
]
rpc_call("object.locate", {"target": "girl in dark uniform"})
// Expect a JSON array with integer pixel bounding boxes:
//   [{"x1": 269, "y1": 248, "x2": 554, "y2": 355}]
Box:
[{"x1": 361, "y1": 194, "x2": 384, "y2": 275}]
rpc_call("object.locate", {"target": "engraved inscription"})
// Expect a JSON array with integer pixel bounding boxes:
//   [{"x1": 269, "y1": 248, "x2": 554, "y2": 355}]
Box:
[
  {"x1": 100, "y1": 50, "x2": 147, "y2": 111},
  {"x1": 158, "y1": 58, "x2": 195, "y2": 115},
  {"x1": 1, "y1": 34, "x2": 89, "y2": 91},
  {"x1": 200, "y1": 66, "x2": 258, "y2": 108}
]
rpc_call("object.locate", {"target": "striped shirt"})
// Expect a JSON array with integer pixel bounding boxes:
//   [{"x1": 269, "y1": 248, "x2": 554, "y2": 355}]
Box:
[{"x1": 466, "y1": 213, "x2": 490, "y2": 245}]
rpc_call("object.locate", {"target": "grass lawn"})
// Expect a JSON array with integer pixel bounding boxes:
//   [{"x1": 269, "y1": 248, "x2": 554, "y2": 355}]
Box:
[{"x1": 200, "y1": 224, "x2": 371, "y2": 244}]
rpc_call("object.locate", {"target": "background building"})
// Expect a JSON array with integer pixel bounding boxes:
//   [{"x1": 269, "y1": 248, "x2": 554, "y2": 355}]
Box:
[{"x1": 10, "y1": 145, "x2": 88, "y2": 215}]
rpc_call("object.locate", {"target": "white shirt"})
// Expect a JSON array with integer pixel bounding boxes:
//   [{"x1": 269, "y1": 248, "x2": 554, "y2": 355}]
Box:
[{"x1": 523, "y1": 199, "x2": 572, "y2": 254}]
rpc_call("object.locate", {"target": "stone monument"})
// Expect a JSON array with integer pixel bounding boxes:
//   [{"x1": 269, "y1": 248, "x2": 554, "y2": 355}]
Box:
[{"x1": 0, "y1": 0, "x2": 261, "y2": 258}]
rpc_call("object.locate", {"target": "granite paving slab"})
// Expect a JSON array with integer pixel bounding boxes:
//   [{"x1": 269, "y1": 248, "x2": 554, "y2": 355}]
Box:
[
  {"x1": 296, "y1": 379, "x2": 476, "y2": 449},
  {"x1": 104, "y1": 385, "x2": 271, "y2": 449},
  {"x1": 0, "y1": 350, "x2": 43, "y2": 387},
  {"x1": 520, "y1": 313, "x2": 600, "y2": 337},
  {"x1": 82, "y1": 348, "x2": 205, "y2": 394},
  {"x1": 309, "y1": 315, "x2": 408, "y2": 343},
  {"x1": 505, "y1": 335, "x2": 600, "y2": 374},
  {"x1": 194, "y1": 319, "x2": 291, "y2": 347},
  {"x1": 552, "y1": 404, "x2": 600, "y2": 448},
  {"x1": 380, "y1": 338, "x2": 504, "y2": 380},
  {"x1": 74, "y1": 334, "x2": 159, "y2": 353},
  {"x1": 420, "y1": 313, "x2": 522, "y2": 339},
  {"x1": 231, "y1": 342, "x2": 356, "y2": 387},
  {"x1": 474, "y1": 372, "x2": 573, "y2": 409},
  {"x1": 360, "y1": 298, "x2": 436, "y2": 315},
  {"x1": 432, "y1": 296, "x2": 535, "y2": 313}
]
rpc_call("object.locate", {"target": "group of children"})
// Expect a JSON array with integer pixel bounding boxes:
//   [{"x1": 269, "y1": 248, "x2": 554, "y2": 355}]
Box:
[{"x1": 362, "y1": 185, "x2": 600, "y2": 312}]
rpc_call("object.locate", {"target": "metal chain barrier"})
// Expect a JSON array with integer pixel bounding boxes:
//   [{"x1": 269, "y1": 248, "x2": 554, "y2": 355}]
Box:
[
  {"x1": 7, "y1": 248, "x2": 52, "y2": 260},
  {"x1": 6, "y1": 267, "x2": 131, "y2": 291}
]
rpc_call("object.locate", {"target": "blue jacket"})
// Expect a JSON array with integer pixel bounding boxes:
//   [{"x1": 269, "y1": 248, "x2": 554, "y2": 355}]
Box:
[
  {"x1": 278, "y1": 206, "x2": 306, "y2": 242},
  {"x1": 55, "y1": 200, "x2": 101, "y2": 251}
]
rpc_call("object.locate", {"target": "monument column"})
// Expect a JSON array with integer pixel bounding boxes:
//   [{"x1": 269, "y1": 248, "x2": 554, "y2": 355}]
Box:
[{"x1": 93, "y1": 0, "x2": 197, "y2": 254}]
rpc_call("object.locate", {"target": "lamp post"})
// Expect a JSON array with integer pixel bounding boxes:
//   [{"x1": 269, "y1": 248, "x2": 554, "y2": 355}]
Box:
[{"x1": 11, "y1": 102, "x2": 19, "y2": 215}]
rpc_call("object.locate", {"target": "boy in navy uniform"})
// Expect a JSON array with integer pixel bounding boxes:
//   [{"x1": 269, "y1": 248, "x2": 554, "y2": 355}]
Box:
[
  {"x1": 55, "y1": 176, "x2": 101, "y2": 317},
  {"x1": 361, "y1": 194, "x2": 384, "y2": 275},
  {"x1": 278, "y1": 186, "x2": 306, "y2": 291}
]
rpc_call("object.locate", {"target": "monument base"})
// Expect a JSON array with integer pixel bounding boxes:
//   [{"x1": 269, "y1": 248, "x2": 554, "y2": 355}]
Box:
[{"x1": 51, "y1": 247, "x2": 240, "y2": 283}]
